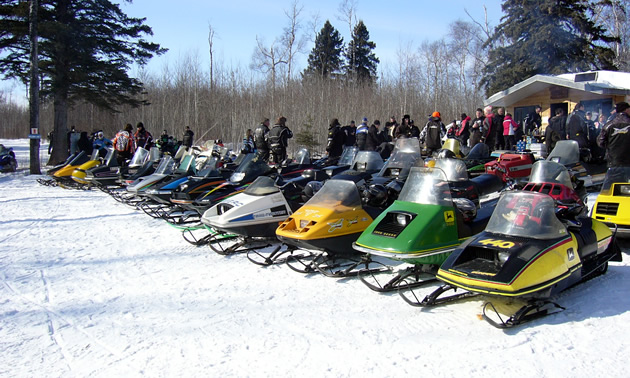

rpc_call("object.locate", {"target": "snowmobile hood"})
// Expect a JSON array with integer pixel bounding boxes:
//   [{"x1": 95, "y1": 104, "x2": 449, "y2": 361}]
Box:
[
  {"x1": 436, "y1": 232, "x2": 579, "y2": 297},
  {"x1": 71, "y1": 160, "x2": 102, "y2": 184},
  {"x1": 201, "y1": 189, "x2": 292, "y2": 237},
  {"x1": 353, "y1": 201, "x2": 461, "y2": 264}
]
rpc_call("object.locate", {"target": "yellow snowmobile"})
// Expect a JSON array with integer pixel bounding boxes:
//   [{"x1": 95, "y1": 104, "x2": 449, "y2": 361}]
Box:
[{"x1": 591, "y1": 167, "x2": 630, "y2": 238}]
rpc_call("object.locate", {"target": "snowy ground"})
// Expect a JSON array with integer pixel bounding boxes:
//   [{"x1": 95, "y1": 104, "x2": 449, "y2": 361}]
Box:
[{"x1": 1, "y1": 139, "x2": 630, "y2": 377}]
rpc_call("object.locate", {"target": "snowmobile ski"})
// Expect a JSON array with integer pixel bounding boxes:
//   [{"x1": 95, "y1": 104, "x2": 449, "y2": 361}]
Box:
[
  {"x1": 358, "y1": 265, "x2": 438, "y2": 293},
  {"x1": 482, "y1": 301, "x2": 565, "y2": 329}
]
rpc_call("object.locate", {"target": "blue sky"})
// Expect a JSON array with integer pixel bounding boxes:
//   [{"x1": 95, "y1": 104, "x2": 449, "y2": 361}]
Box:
[
  {"x1": 119, "y1": 0, "x2": 505, "y2": 74},
  {"x1": 1, "y1": 1, "x2": 505, "y2": 102}
]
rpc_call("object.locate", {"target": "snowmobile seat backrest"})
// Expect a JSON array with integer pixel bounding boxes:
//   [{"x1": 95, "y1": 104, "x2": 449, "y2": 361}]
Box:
[{"x1": 570, "y1": 217, "x2": 597, "y2": 260}]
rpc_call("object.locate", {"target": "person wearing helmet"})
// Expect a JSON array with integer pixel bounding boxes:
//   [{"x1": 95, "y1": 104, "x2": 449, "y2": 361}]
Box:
[{"x1": 420, "y1": 111, "x2": 446, "y2": 156}]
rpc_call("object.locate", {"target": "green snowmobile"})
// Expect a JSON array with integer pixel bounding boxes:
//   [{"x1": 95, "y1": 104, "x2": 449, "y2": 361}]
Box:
[{"x1": 353, "y1": 158, "x2": 503, "y2": 292}]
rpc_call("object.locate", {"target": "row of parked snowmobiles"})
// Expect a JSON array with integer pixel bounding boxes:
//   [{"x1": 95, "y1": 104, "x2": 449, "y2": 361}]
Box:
[{"x1": 40, "y1": 137, "x2": 625, "y2": 329}]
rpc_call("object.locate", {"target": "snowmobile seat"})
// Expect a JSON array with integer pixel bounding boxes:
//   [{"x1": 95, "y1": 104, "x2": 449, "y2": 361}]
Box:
[
  {"x1": 471, "y1": 173, "x2": 504, "y2": 197},
  {"x1": 571, "y1": 217, "x2": 598, "y2": 260}
]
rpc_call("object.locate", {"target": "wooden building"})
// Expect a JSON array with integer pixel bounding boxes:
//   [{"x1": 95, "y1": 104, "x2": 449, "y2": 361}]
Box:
[{"x1": 484, "y1": 71, "x2": 630, "y2": 127}]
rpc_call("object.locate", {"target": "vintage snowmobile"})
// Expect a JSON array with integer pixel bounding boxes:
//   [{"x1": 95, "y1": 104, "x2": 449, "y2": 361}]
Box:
[
  {"x1": 591, "y1": 167, "x2": 630, "y2": 237},
  {"x1": 56, "y1": 149, "x2": 104, "y2": 189},
  {"x1": 113, "y1": 153, "x2": 181, "y2": 206},
  {"x1": 354, "y1": 158, "x2": 504, "y2": 292},
  {"x1": 546, "y1": 140, "x2": 593, "y2": 189},
  {"x1": 70, "y1": 147, "x2": 112, "y2": 185},
  {"x1": 407, "y1": 161, "x2": 621, "y2": 328},
  {"x1": 37, "y1": 151, "x2": 91, "y2": 187},
  {"x1": 276, "y1": 141, "x2": 422, "y2": 276},
  {"x1": 84, "y1": 147, "x2": 158, "y2": 190},
  {"x1": 0, "y1": 144, "x2": 17, "y2": 173}
]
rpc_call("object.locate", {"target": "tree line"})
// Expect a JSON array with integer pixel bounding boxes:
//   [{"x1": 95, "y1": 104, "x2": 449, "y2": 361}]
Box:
[{"x1": 0, "y1": 0, "x2": 629, "y2": 164}]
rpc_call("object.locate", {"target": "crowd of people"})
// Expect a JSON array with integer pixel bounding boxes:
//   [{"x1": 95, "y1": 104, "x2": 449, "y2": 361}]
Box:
[{"x1": 47, "y1": 122, "x2": 196, "y2": 167}]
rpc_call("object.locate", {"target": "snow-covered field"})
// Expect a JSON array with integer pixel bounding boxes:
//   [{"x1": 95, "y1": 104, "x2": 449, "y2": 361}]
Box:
[{"x1": 1, "y1": 138, "x2": 630, "y2": 377}]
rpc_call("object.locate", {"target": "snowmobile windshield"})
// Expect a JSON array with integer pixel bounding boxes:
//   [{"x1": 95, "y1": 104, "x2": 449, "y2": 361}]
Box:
[
  {"x1": 89, "y1": 148, "x2": 101, "y2": 160},
  {"x1": 129, "y1": 147, "x2": 149, "y2": 166},
  {"x1": 434, "y1": 158, "x2": 469, "y2": 182},
  {"x1": 229, "y1": 154, "x2": 270, "y2": 183},
  {"x1": 232, "y1": 151, "x2": 248, "y2": 165},
  {"x1": 293, "y1": 148, "x2": 311, "y2": 165},
  {"x1": 351, "y1": 151, "x2": 384, "y2": 171},
  {"x1": 0, "y1": 144, "x2": 7, "y2": 155},
  {"x1": 176, "y1": 154, "x2": 195, "y2": 174},
  {"x1": 244, "y1": 176, "x2": 280, "y2": 196},
  {"x1": 547, "y1": 140, "x2": 580, "y2": 165},
  {"x1": 528, "y1": 160, "x2": 573, "y2": 187},
  {"x1": 148, "y1": 147, "x2": 161, "y2": 163},
  {"x1": 442, "y1": 138, "x2": 461, "y2": 156},
  {"x1": 306, "y1": 179, "x2": 362, "y2": 210},
  {"x1": 600, "y1": 167, "x2": 630, "y2": 195},
  {"x1": 103, "y1": 148, "x2": 116, "y2": 165},
  {"x1": 397, "y1": 166, "x2": 453, "y2": 206},
  {"x1": 155, "y1": 156, "x2": 176, "y2": 175},
  {"x1": 485, "y1": 191, "x2": 568, "y2": 239},
  {"x1": 377, "y1": 148, "x2": 422, "y2": 178},
  {"x1": 339, "y1": 146, "x2": 359, "y2": 166},
  {"x1": 466, "y1": 143, "x2": 490, "y2": 159},
  {"x1": 196, "y1": 157, "x2": 220, "y2": 177},
  {"x1": 174, "y1": 145, "x2": 187, "y2": 161},
  {"x1": 68, "y1": 151, "x2": 87, "y2": 165}
]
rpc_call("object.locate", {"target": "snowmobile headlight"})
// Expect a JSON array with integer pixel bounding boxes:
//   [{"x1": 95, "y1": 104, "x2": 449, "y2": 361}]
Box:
[
  {"x1": 618, "y1": 184, "x2": 630, "y2": 196},
  {"x1": 230, "y1": 172, "x2": 245, "y2": 182},
  {"x1": 390, "y1": 168, "x2": 400, "y2": 176},
  {"x1": 497, "y1": 251, "x2": 510, "y2": 264},
  {"x1": 179, "y1": 183, "x2": 188, "y2": 191},
  {"x1": 396, "y1": 213, "x2": 411, "y2": 226},
  {"x1": 325, "y1": 169, "x2": 334, "y2": 177}
]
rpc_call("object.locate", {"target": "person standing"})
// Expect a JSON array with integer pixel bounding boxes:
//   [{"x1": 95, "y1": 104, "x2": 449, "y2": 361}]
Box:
[
  {"x1": 341, "y1": 120, "x2": 356, "y2": 147},
  {"x1": 93, "y1": 131, "x2": 112, "y2": 151},
  {"x1": 113, "y1": 123, "x2": 135, "y2": 166},
  {"x1": 598, "y1": 101, "x2": 630, "y2": 167},
  {"x1": 420, "y1": 111, "x2": 445, "y2": 155},
  {"x1": 134, "y1": 122, "x2": 153, "y2": 150},
  {"x1": 355, "y1": 117, "x2": 369, "y2": 150},
  {"x1": 365, "y1": 120, "x2": 382, "y2": 151},
  {"x1": 68, "y1": 126, "x2": 80, "y2": 156},
  {"x1": 482, "y1": 106, "x2": 496, "y2": 150},
  {"x1": 524, "y1": 105, "x2": 542, "y2": 136},
  {"x1": 469, "y1": 108, "x2": 485, "y2": 148},
  {"x1": 395, "y1": 115, "x2": 411, "y2": 139},
  {"x1": 545, "y1": 108, "x2": 567, "y2": 153},
  {"x1": 566, "y1": 101, "x2": 588, "y2": 149},
  {"x1": 456, "y1": 113, "x2": 471, "y2": 147},
  {"x1": 502, "y1": 113, "x2": 518, "y2": 151},
  {"x1": 326, "y1": 118, "x2": 345, "y2": 158},
  {"x1": 494, "y1": 107, "x2": 506, "y2": 150},
  {"x1": 182, "y1": 126, "x2": 194, "y2": 148},
  {"x1": 267, "y1": 116, "x2": 293, "y2": 165},
  {"x1": 254, "y1": 118, "x2": 271, "y2": 162}
]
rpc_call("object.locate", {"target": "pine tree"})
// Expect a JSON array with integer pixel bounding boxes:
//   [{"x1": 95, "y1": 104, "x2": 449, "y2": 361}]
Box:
[
  {"x1": 344, "y1": 20, "x2": 379, "y2": 83},
  {"x1": 303, "y1": 20, "x2": 344, "y2": 79},
  {"x1": 481, "y1": 0, "x2": 618, "y2": 96},
  {"x1": 0, "y1": 0, "x2": 166, "y2": 164}
]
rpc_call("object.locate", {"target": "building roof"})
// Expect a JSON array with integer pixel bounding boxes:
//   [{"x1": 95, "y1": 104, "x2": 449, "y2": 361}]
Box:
[{"x1": 484, "y1": 70, "x2": 630, "y2": 107}]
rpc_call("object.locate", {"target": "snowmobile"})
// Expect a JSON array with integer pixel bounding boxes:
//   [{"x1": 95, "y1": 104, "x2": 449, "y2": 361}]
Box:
[
  {"x1": 546, "y1": 140, "x2": 593, "y2": 189},
  {"x1": 70, "y1": 147, "x2": 111, "y2": 185},
  {"x1": 37, "y1": 152, "x2": 84, "y2": 186},
  {"x1": 177, "y1": 148, "x2": 324, "y2": 246},
  {"x1": 113, "y1": 153, "x2": 180, "y2": 206},
  {"x1": 354, "y1": 158, "x2": 504, "y2": 292},
  {"x1": 84, "y1": 147, "x2": 159, "y2": 191},
  {"x1": 58, "y1": 149, "x2": 103, "y2": 189},
  {"x1": 37, "y1": 151, "x2": 91, "y2": 187},
  {"x1": 276, "y1": 140, "x2": 422, "y2": 276},
  {"x1": 0, "y1": 144, "x2": 17, "y2": 173},
  {"x1": 408, "y1": 161, "x2": 621, "y2": 328},
  {"x1": 591, "y1": 167, "x2": 630, "y2": 237}
]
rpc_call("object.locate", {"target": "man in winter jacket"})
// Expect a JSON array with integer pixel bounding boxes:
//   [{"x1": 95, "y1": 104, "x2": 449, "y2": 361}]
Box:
[
  {"x1": 420, "y1": 111, "x2": 445, "y2": 155},
  {"x1": 545, "y1": 108, "x2": 567, "y2": 154},
  {"x1": 469, "y1": 108, "x2": 485, "y2": 148},
  {"x1": 254, "y1": 118, "x2": 271, "y2": 162},
  {"x1": 113, "y1": 123, "x2": 135, "y2": 166},
  {"x1": 456, "y1": 113, "x2": 471, "y2": 147},
  {"x1": 365, "y1": 120, "x2": 383, "y2": 151},
  {"x1": 134, "y1": 122, "x2": 153, "y2": 150},
  {"x1": 598, "y1": 101, "x2": 630, "y2": 168},
  {"x1": 267, "y1": 116, "x2": 293, "y2": 164},
  {"x1": 326, "y1": 118, "x2": 345, "y2": 158},
  {"x1": 182, "y1": 126, "x2": 194, "y2": 148},
  {"x1": 566, "y1": 102, "x2": 589, "y2": 148},
  {"x1": 482, "y1": 106, "x2": 496, "y2": 150},
  {"x1": 355, "y1": 117, "x2": 369, "y2": 150}
]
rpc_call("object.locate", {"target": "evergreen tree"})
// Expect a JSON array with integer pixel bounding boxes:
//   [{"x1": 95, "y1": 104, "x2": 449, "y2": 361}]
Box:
[
  {"x1": 303, "y1": 20, "x2": 344, "y2": 79},
  {"x1": 344, "y1": 20, "x2": 379, "y2": 83},
  {"x1": 0, "y1": 0, "x2": 166, "y2": 164},
  {"x1": 481, "y1": 0, "x2": 618, "y2": 96}
]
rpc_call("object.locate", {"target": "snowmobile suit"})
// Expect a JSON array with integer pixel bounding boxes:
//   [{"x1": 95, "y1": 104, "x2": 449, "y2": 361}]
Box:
[
  {"x1": 355, "y1": 123, "x2": 369, "y2": 150},
  {"x1": 254, "y1": 122, "x2": 270, "y2": 162},
  {"x1": 326, "y1": 124, "x2": 345, "y2": 158},
  {"x1": 267, "y1": 124, "x2": 293, "y2": 164},
  {"x1": 598, "y1": 112, "x2": 630, "y2": 167},
  {"x1": 421, "y1": 118, "x2": 444, "y2": 153}
]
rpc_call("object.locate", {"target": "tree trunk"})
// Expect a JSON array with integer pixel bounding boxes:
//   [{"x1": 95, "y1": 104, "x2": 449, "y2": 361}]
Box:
[{"x1": 29, "y1": 0, "x2": 40, "y2": 174}]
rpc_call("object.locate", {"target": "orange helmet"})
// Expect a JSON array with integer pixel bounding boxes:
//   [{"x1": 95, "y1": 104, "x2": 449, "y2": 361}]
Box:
[{"x1": 432, "y1": 111, "x2": 441, "y2": 118}]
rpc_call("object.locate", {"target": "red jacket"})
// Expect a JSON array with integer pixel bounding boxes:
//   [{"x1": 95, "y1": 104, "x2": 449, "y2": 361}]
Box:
[{"x1": 503, "y1": 115, "x2": 518, "y2": 136}]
